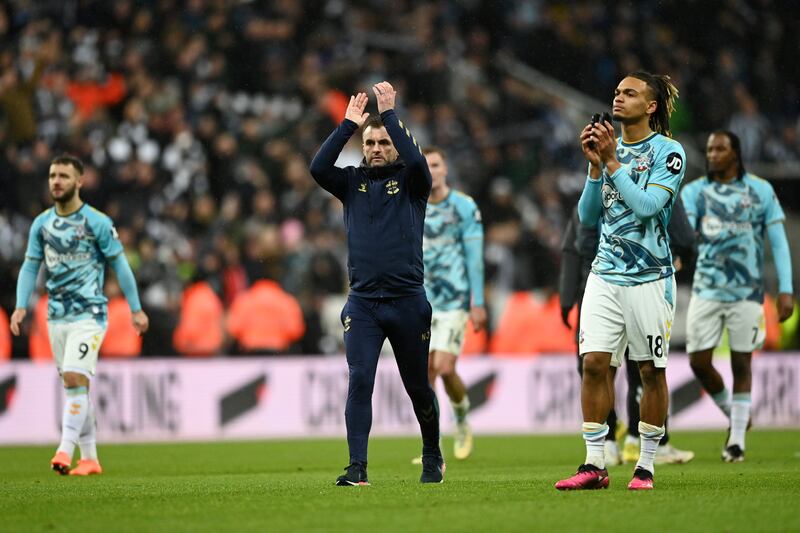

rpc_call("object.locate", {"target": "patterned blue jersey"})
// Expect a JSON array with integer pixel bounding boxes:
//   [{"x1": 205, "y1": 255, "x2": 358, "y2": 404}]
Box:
[
  {"x1": 592, "y1": 132, "x2": 686, "y2": 286},
  {"x1": 24, "y1": 204, "x2": 124, "y2": 323},
  {"x1": 423, "y1": 190, "x2": 484, "y2": 311},
  {"x1": 681, "y1": 173, "x2": 785, "y2": 302}
]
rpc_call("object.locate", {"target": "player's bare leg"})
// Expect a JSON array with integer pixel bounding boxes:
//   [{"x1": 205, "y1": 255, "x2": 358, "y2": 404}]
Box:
[
  {"x1": 689, "y1": 348, "x2": 731, "y2": 417},
  {"x1": 433, "y1": 351, "x2": 472, "y2": 460},
  {"x1": 628, "y1": 361, "x2": 667, "y2": 490},
  {"x1": 556, "y1": 352, "x2": 613, "y2": 490},
  {"x1": 603, "y1": 366, "x2": 622, "y2": 465}
]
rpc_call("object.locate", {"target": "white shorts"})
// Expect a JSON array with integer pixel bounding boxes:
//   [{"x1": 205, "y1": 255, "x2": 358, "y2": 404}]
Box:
[
  {"x1": 686, "y1": 296, "x2": 765, "y2": 353},
  {"x1": 579, "y1": 273, "x2": 675, "y2": 369},
  {"x1": 429, "y1": 309, "x2": 469, "y2": 356},
  {"x1": 48, "y1": 320, "x2": 107, "y2": 378}
]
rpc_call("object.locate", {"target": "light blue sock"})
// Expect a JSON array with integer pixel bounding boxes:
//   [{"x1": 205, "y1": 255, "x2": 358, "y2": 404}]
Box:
[
  {"x1": 451, "y1": 396, "x2": 470, "y2": 425},
  {"x1": 712, "y1": 388, "x2": 731, "y2": 418}
]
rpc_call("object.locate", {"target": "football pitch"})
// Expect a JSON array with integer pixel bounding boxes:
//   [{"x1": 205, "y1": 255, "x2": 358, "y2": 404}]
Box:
[{"x1": 2, "y1": 430, "x2": 799, "y2": 532}]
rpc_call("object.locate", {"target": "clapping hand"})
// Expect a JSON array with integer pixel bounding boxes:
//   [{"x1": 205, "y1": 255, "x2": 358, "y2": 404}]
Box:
[
  {"x1": 372, "y1": 81, "x2": 396, "y2": 114},
  {"x1": 345, "y1": 92, "x2": 370, "y2": 127}
]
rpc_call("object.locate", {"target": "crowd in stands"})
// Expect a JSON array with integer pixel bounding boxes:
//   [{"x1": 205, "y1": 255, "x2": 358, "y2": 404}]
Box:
[{"x1": 1, "y1": 0, "x2": 798, "y2": 359}]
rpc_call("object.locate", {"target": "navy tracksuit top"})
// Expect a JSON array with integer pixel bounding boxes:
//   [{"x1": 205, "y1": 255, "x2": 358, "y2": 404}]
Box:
[{"x1": 309, "y1": 110, "x2": 432, "y2": 298}]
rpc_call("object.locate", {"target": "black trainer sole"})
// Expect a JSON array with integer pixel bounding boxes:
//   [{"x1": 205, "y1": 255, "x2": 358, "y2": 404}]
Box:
[{"x1": 52, "y1": 463, "x2": 70, "y2": 475}]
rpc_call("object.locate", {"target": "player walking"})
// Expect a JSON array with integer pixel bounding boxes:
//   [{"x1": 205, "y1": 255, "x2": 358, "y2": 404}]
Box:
[
  {"x1": 682, "y1": 130, "x2": 794, "y2": 463},
  {"x1": 416, "y1": 146, "x2": 486, "y2": 462},
  {"x1": 10, "y1": 154, "x2": 149, "y2": 476}
]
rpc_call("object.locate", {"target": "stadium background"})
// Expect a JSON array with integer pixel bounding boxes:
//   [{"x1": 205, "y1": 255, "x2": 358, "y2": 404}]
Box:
[
  {"x1": 0, "y1": 1, "x2": 799, "y2": 430},
  {"x1": 2, "y1": 0, "x2": 799, "y2": 359},
  {"x1": 1, "y1": 3, "x2": 799, "y2": 531}
]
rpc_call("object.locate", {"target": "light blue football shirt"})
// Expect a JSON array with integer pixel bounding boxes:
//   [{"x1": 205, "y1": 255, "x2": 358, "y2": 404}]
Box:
[
  {"x1": 592, "y1": 132, "x2": 686, "y2": 286},
  {"x1": 24, "y1": 204, "x2": 124, "y2": 323},
  {"x1": 681, "y1": 173, "x2": 785, "y2": 302},
  {"x1": 423, "y1": 190, "x2": 484, "y2": 312}
]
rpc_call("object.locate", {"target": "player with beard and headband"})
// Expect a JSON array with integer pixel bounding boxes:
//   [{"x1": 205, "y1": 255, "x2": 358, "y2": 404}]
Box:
[
  {"x1": 555, "y1": 71, "x2": 685, "y2": 491},
  {"x1": 10, "y1": 154, "x2": 149, "y2": 476},
  {"x1": 681, "y1": 130, "x2": 794, "y2": 463}
]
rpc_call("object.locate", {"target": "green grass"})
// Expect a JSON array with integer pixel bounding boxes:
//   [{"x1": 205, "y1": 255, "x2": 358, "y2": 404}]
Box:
[{"x1": 2, "y1": 431, "x2": 799, "y2": 532}]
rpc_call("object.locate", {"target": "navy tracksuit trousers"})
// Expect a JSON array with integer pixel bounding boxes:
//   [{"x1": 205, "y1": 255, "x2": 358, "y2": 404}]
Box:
[{"x1": 342, "y1": 292, "x2": 440, "y2": 463}]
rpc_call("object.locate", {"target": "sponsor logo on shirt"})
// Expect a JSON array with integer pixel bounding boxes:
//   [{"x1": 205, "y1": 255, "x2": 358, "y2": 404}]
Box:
[
  {"x1": 634, "y1": 155, "x2": 651, "y2": 172},
  {"x1": 700, "y1": 216, "x2": 752, "y2": 238},
  {"x1": 601, "y1": 183, "x2": 623, "y2": 208},
  {"x1": 665, "y1": 152, "x2": 683, "y2": 174},
  {"x1": 44, "y1": 247, "x2": 92, "y2": 268}
]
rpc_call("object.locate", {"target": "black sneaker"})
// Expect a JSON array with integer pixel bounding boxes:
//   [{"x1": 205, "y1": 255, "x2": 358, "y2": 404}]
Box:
[
  {"x1": 335, "y1": 462, "x2": 369, "y2": 486},
  {"x1": 420, "y1": 456, "x2": 446, "y2": 484},
  {"x1": 722, "y1": 444, "x2": 745, "y2": 463}
]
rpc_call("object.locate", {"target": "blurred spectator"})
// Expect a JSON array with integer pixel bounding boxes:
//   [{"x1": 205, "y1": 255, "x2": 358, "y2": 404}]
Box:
[
  {"x1": 173, "y1": 278, "x2": 225, "y2": 357},
  {"x1": 0, "y1": 38, "x2": 57, "y2": 145},
  {"x1": 66, "y1": 66, "x2": 127, "y2": 122},
  {"x1": 29, "y1": 295, "x2": 52, "y2": 362},
  {"x1": 0, "y1": 0, "x2": 797, "y2": 356},
  {"x1": 489, "y1": 291, "x2": 574, "y2": 355},
  {"x1": 226, "y1": 268, "x2": 305, "y2": 355},
  {"x1": 0, "y1": 306, "x2": 10, "y2": 361},
  {"x1": 729, "y1": 86, "x2": 769, "y2": 163},
  {"x1": 100, "y1": 278, "x2": 142, "y2": 358}
]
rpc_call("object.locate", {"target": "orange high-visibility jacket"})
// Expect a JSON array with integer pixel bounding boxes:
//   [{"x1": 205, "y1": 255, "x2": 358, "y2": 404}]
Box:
[
  {"x1": 173, "y1": 281, "x2": 224, "y2": 356},
  {"x1": 489, "y1": 292, "x2": 575, "y2": 355},
  {"x1": 29, "y1": 296, "x2": 53, "y2": 362},
  {"x1": 100, "y1": 296, "x2": 142, "y2": 358},
  {"x1": 226, "y1": 280, "x2": 305, "y2": 352},
  {"x1": 0, "y1": 307, "x2": 11, "y2": 361}
]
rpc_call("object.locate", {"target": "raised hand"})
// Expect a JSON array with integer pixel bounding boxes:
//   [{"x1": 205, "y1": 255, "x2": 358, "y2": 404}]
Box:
[
  {"x1": 372, "y1": 81, "x2": 396, "y2": 114},
  {"x1": 591, "y1": 119, "x2": 617, "y2": 166},
  {"x1": 580, "y1": 124, "x2": 602, "y2": 177},
  {"x1": 344, "y1": 92, "x2": 370, "y2": 127}
]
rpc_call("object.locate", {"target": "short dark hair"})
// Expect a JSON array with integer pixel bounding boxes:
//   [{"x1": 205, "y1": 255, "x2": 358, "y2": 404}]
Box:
[
  {"x1": 709, "y1": 130, "x2": 746, "y2": 179},
  {"x1": 50, "y1": 154, "x2": 84, "y2": 175},
  {"x1": 628, "y1": 71, "x2": 679, "y2": 138},
  {"x1": 422, "y1": 146, "x2": 446, "y2": 159},
  {"x1": 363, "y1": 115, "x2": 384, "y2": 132}
]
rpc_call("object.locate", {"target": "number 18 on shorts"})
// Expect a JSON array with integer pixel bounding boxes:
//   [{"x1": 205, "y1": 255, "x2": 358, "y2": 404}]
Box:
[{"x1": 579, "y1": 273, "x2": 675, "y2": 368}]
